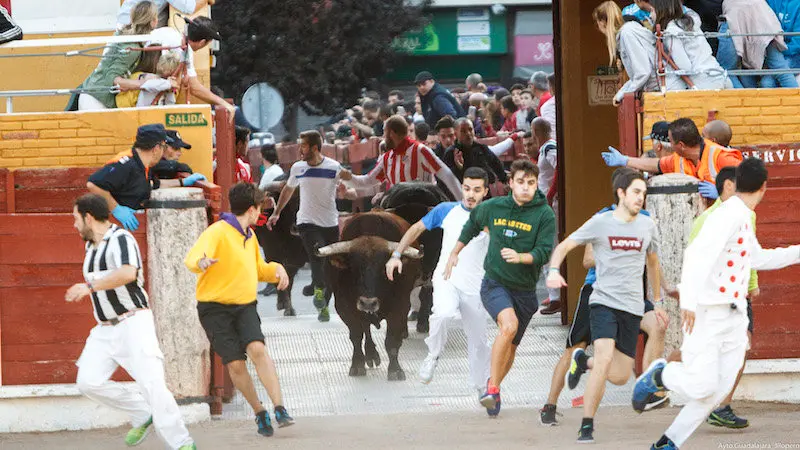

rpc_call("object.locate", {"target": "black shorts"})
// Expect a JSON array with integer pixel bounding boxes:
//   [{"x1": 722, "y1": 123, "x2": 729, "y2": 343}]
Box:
[
  {"x1": 566, "y1": 284, "x2": 593, "y2": 348},
  {"x1": 480, "y1": 277, "x2": 538, "y2": 346},
  {"x1": 590, "y1": 304, "x2": 642, "y2": 358},
  {"x1": 747, "y1": 299, "x2": 754, "y2": 333},
  {"x1": 197, "y1": 301, "x2": 264, "y2": 365}
]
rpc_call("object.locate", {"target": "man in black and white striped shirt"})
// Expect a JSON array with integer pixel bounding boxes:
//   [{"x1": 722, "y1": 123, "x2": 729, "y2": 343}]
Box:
[{"x1": 66, "y1": 194, "x2": 195, "y2": 450}]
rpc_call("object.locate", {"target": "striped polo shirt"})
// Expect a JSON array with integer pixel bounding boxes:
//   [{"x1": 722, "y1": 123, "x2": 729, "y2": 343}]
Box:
[{"x1": 83, "y1": 224, "x2": 149, "y2": 323}]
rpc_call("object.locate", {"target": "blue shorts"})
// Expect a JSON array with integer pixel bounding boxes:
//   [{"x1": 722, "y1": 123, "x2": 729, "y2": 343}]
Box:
[{"x1": 480, "y1": 277, "x2": 538, "y2": 346}]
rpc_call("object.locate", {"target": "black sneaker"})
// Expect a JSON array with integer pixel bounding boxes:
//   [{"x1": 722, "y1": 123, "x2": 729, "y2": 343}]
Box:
[
  {"x1": 644, "y1": 392, "x2": 670, "y2": 411},
  {"x1": 255, "y1": 410, "x2": 274, "y2": 437},
  {"x1": 566, "y1": 348, "x2": 588, "y2": 390},
  {"x1": 707, "y1": 405, "x2": 749, "y2": 428},
  {"x1": 274, "y1": 406, "x2": 295, "y2": 428},
  {"x1": 539, "y1": 404, "x2": 558, "y2": 426},
  {"x1": 576, "y1": 425, "x2": 594, "y2": 444}
]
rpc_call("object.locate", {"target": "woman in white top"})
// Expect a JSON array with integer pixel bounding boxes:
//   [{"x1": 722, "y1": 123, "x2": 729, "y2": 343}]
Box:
[
  {"x1": 593, "y1": 1, "x2": 659, "y2": 106},
  {"x1": 652, "y1": 0, "x2": 732, "y2": 90}
]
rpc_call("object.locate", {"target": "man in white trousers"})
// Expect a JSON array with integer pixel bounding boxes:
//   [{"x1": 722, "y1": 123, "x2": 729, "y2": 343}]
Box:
[
  {"x1": 633, "y1": 158, "x2": 800, "y2": 450},
  {"x1": 386, "y1": 167, "x2": 491, "y2": 392},
  {"x1": 66, "y1": 194, "x2": 195, "y2": 450}
]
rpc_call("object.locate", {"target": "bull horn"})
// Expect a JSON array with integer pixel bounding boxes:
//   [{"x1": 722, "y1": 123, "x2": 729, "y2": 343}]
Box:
[
  {"x1": 316, "y1": 241, "x2": 354, "y2": 257},
  {"x1": 386, "y1": 241, "x2": 422, "y2": 259}
]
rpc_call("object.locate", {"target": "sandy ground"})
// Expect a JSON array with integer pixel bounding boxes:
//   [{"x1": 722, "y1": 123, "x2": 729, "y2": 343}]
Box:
[{"x1": 2, "y1": 402, "x2": 798, "y2": 450}]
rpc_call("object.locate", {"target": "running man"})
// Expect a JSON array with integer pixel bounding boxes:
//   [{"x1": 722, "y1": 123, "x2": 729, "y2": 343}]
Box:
[
  {"x1": 444, "y1": 159, "x2": 556, "y2": 417},
  {"x1": 68, "y1": 194, "x2": 195, "y2": 450},
  {"x1": 546, "y1": 168, "x2": 662, "y2": 443},
  {"x1": 540, "y1": 201, "x2": 673, "y2": 426},
  {"x1": 385, "y1": 167, "x2": 492, "y2": 392},
  {"x1": 185, "y1": 183, "x2": 294, "y2": 437},
  {"x1": 633, "y1": 158, "x2": 798, "y2": 450},
  {"x1": 267, "y1": 130, "x2": 353, "y2": 322}
]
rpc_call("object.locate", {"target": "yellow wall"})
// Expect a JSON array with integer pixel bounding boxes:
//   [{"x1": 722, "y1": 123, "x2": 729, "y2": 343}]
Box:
[
  {"x1": 0, "y1": 104, "x2": 213, "y2": 178},
  {"x1": 642, "y1": 89, "x2": 800, "y2": 146},
  {"x1": 0, "y1": 7, "x2": 212, "y2": 114}
]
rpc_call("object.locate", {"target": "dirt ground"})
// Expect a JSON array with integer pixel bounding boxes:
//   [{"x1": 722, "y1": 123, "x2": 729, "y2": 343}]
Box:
[{"x1": 2, "y1": 402, "x2": 798, "y2": 450}]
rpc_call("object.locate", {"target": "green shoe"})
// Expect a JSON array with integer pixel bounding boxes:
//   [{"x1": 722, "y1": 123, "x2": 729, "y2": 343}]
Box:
[
  {"x1": 312, "y1": 287, "x2": 325, "y2": 310},
  {"x1": 125, "y1": 416, "x2": 152, "y2": 446},
  {"x1": 318, "y1": 306, "x2": 330, "y2": 322},
  {"x1": 179, "y1": 444, "x2": 197, "y2": 450}
]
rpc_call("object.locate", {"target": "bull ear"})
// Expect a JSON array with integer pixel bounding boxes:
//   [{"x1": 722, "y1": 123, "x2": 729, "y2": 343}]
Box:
[{"x1": 329, "y1": 255, "x2": 348, "y2": 269}]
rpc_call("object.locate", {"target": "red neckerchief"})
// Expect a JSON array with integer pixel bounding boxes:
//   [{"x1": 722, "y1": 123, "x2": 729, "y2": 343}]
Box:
[{"x1": 392, "y1": 136, "x2": 416, "y2": 155}]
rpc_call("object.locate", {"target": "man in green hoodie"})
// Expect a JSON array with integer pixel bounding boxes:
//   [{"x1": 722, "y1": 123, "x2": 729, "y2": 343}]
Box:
[{"x1": 444, "y1": 159, "x2": 556, "y2": 417}]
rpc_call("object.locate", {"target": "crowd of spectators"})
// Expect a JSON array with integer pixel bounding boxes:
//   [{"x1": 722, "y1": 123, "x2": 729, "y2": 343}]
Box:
[{"x1": 594, "y1": 0, "x2": 800, "y2": 105}]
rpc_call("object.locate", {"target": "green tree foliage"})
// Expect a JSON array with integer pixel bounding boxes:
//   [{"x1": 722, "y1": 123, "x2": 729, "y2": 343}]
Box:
[{"x1": 212, "y1": 0, "x2": 431, "y2": 115}]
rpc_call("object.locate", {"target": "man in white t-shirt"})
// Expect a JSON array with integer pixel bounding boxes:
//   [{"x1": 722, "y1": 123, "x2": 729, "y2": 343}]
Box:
[
  {"x1": 532, "y1": 117, "x2": 561, "y2": 315},
  {"x1": 258, "y1": 144, "x2": 284, "y2": 191},
  {"x1": 385, "y1": 167, "x2": 491, "y2": 392},
  {"x1": 117, "y1": 17, "x2": 235, "y2": 117},
  {"x1": 268, "y1": 131, "x2": 352, "y2": 322}
]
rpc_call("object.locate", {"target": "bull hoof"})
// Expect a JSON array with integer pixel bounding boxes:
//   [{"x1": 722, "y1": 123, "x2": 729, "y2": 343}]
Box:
[
  {"x1": 402, "y1": 329, "x2": 409, "y2": 339},
  {"x1": 387, "y1": 369, "x2": 406, "y2": 381},
  {"x1": 276, "y1": 298, "x2": 287, "y2": 311},
  {"x1": 416, "y1": 319, "x2": 429, "y2": 334},
  {"x1": 283, "y1": 307, "x2": 296, "y2": 317},
  {"x1": 365, "y1": 353, "x2": 381, "y2": 368},
  {"x1": 349, "y1": 366, "x2": 367, "y2": 377}
]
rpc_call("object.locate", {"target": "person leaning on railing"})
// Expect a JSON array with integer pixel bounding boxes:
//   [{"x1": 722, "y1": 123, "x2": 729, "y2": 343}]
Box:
[{"x1": 68, "y1": 1, "x2": 159, "y2": 111}]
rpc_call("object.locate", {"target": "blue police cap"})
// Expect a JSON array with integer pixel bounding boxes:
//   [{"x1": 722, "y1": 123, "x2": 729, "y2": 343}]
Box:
[{"x1": 134, "y1": 124, "x2": 168, "y2": 148}]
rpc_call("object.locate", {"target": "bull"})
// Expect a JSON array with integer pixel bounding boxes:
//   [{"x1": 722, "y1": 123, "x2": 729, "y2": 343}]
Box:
[
  {"x1": 254, "y1": 181, "x2": 306, "y2": 316},
  {"x1": 379, "y1": 182, "x2": 450, "y2": 333},
  {"x1": 317, "y1": 212, "x2": 422, "y2": 381}
]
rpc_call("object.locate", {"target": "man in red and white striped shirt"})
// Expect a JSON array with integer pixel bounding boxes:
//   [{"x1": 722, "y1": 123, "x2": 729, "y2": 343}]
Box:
[{"x1": 349, "y1": 115, "x2": 462, "y2": 200}]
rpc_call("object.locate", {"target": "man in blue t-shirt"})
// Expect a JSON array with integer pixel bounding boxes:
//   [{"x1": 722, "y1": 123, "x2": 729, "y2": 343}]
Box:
[
  {"x1": 386, "y1": 167, "x2": 491, "y2": 393},
  {"x1": 538, "y1": 203, "x2": 675, "y2": 427}
]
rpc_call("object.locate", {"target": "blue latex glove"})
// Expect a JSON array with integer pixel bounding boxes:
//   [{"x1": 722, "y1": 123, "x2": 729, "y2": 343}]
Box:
[
  {"x1": 601, "y1": 146, "x2": 629, "y2": 167},
  {"x1": 182, "y1": 173, "x2": 207, "y2": 186},
  {"x1": 113, "y1": 205, "x2": 139, "y2": 231},
  {"x1": 698, "y1": 181, "x2": 719, "y2": 199}
]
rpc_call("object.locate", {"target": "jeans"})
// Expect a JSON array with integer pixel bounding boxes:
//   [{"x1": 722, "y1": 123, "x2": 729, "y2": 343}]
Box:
[
  {"x1": 298, "y1": 223, "x2": 339, "y2": 306},
  {"x1": 760, "y1": 42, "x2": 799, "y2": 88},
  {"x1": 717, "y1": 22, "x2": 798, "y2": 88}
]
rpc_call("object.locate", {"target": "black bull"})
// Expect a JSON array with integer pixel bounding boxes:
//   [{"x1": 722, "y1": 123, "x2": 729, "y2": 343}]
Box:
[
  {"x1": 317, "y1": 212, "x2": 423, "y2": 381},
  {"x1": 380, "y1": 182, "x2": 450, "y2": 333}
]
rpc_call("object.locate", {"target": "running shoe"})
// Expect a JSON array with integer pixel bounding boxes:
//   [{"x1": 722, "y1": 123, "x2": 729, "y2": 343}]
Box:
[
  {"x1": 318, "y1": 306, "x2": 330, "y2": 322},
  {"x1": 178, "y1": 444, "x2": 197, "y2": 450},
  {"x1": 644, "y1": 391, "x2": 670, "y2": 411},
  {"x1": 707, "y1": 405, "x2": 749, "y2": 428},
  {"x1": 576, "y1": 425, "x2": 594, "y2": 444},
  {"x1": 418, "y1": 354, "x2": 438, "y2": 384},
  {"x1": 275, "y1": 406, "x2": 295, "y2": 428},
  {"x1": 479, "y1": 380, "x2": 501, "y2": 418},
  {"x1": 566, "y1": 348, "x2": 588, "y2": 390},
  {"x1": 651, "y1": 437, "x2": 678, "y2": 449},
  {"x1": 313, "y1": 287, "x2": 325, "y2": 310},
  {"x1": 540, "y1": 404, "x2": 558, "y2": 426},
  {"x1": 124, "y1": 416, "x2": 152, "y2": 446},
  {"x1": 632, "y1": 358, "x2": 667, "y2": 413},
  {"x1": 255, "y1": 410, "x2": 274, "y2": 437}
]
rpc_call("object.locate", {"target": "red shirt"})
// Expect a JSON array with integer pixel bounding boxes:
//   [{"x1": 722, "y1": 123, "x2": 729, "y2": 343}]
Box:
[
  {"x1": 368, "y1": 137, "x2": 442, "y2": 187},
  {"x1": 538, "y1": 92, "x2": 552, "y2": 112}
]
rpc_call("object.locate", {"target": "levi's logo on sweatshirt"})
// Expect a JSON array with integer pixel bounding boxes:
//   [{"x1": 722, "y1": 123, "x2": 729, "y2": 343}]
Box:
[{"x1": 608, "y1": 236, "x2": 643, "y2": 251}]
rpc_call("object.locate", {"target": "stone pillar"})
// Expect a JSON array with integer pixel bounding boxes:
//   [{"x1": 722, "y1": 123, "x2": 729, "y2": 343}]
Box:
[
  {"x1": 645, "y1": 173, "x2": 706, "y2": 355},
  {"x1": 146, "y1": 187, "x2": 211, "y2": 399}
]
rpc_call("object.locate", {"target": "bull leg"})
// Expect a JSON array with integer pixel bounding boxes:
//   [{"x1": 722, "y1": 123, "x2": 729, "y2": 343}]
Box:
[
  {"x1": 416, "y1": 285, "x2": 433, "y2": 333},
  {"x1": 364, "y1": 325, "x2": 381, "y2": 368},
  {"x1": 349, "y1": 327, "x2": 367, "y2": 377},
  {"x1": 386, "y1": 316, "x2": 406, "y2": 381},
  {"x1": 281, "y1": 266, "x2": 298, "y2": 317}
]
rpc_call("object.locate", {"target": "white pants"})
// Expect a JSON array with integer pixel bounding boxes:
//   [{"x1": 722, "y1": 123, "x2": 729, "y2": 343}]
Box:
[
  {"x1": 662, "y1": 304, "x2": 748, "y2": 447},
  {"x1": 76, "y1": 310, "x2": 193, "y2": 449},
  {"x1": 540, "y1": 199, "x2": 561, "y2": 302},
  {"x1": 78, "y1": 93, "x2": 108, "y2": 111},
  {"x1": 426, "y1": 278, "x2": 491, "y2": 389}
]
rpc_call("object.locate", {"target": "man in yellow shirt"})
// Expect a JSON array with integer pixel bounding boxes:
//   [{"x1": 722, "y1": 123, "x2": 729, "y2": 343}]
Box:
[
  {"x1": 185, "y1": 182, "x2": 292, "y2": 437},
  {"x1": 688, "y1": 166, "x2": 757, "y2": 430}
]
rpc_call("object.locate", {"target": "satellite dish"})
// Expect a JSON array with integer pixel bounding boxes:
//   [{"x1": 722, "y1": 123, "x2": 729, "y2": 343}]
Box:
[{"x1": 242, "y1": 82, "x2": 285, "y2": 130}]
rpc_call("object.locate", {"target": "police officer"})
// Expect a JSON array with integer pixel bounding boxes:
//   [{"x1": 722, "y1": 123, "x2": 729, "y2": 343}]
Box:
[
  {"x1": 152, "y1": 130, "x2": 194, "y2": 180},
  {"x1": 87, "y1": 124, "x2": 206, "y2": 231}
]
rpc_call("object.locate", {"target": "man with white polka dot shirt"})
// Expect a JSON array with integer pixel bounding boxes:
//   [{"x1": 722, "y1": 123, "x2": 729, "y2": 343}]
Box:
[{"x1": 633, "y1": 158, "x2": 800, "y2": 450}]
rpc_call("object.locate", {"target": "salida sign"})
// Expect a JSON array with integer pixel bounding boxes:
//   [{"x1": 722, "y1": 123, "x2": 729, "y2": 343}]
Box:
[{"x1": 166, "y1": 112, "x2": 208, "y2": 127}]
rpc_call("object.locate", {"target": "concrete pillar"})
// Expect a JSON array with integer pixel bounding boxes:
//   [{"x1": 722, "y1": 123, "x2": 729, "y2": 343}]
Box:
[
  {"x1": 146, "y1": 187, "x2": 210, "y2": 399},
  {"x1": 645, "y1": 173, "x2": 706, "y2": 355}
]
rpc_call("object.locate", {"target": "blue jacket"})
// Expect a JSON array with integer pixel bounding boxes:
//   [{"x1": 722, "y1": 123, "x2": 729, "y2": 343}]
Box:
[
  {"x1": 768, "y1": 0, "x2": 800, "y2": 59},
  {"x1": 420, "y1": 82, "x2": 465, "y2": 129}
]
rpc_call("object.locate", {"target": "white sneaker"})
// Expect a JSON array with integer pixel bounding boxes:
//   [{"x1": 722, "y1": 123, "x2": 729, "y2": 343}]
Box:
[{"x1": 419, "y1": 354, "x2": 438, "y2": 384}]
